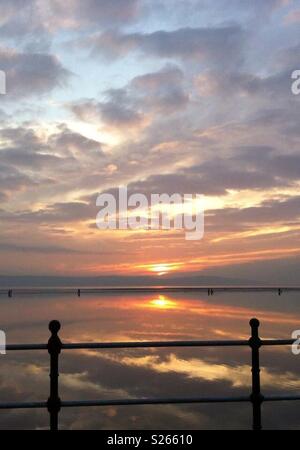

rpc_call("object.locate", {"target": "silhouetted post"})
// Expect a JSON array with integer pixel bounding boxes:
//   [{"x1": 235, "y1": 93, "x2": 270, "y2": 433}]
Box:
[
  {"x1": 47, "y1": 320, "x2": 62, "y2": 431},
  {"x1": 77, "y1": 289, "x2": 81, "y2": 297},
  {"x1": 249, "y1": 318, "x2": 263, "y2": 430}
]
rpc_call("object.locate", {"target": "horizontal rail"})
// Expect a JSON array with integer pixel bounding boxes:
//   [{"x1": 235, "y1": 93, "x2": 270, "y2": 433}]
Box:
[
  {"x1": 261, "y1": 339, "x2": 294, "y2": 346},
  {"x1": 6, "y1": 339, "x2": 294, "y2": 352},
  {"x1": 0, "y1": 397, "x2": 250, "y2": 410},
  {"x1": 6, "y1": 344, "x2": 48, "y2": 351},
  {"x1": 0, "y1": 401, "x2": 47, "y2": 410},
  {"x1": 264, "y1": 395, "x2": 300, "y2": 402},
  {"x1": 62, "y1": 397, "x2": 251, "y2": 407},
  {"x1": 2, "y1": 394, "x2": 300, "y2": 411},
  {"x1": 61, "y1": 340, "x2": 249, "y2": 349}
]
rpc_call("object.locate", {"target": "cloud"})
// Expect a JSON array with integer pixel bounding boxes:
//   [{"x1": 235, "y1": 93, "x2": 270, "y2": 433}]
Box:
[
  {"x1": 70, "y1": 65, "x2": 189, "y2": 134},
  {"x1": 0, "y1": 201, "x2": 95, "y2": 225},
  {"x1": 70, "y1": 97, "x2": 147, "y2": 131},
  {"x1": 108, "y1": 144, "x2": 299, "y2": 198},
  {"x1": 48, "y1": 124, "x2": 105, "y2": 162},
  {"x1": 89, "y1": 25, "x2": 245, "y2": 67},
  {"x1": 209, "y1": 196, "x2": 300, "y2": 227},
  {"x1": 0, "y1": 46, "x2": 71, "y2": 98},
  {"x1": 130, "y1": 65, "x2": 189, "y2": 113},
  {"x1": 0, "y1": 124, "x2": 106, "y2": 201},
  {"x1": 0, "y1": 242, "x2": 83, "y2": 254},
  {"x1": 196, "y1": 69, "x2": 294, "y2": 99},
  {"x1": 284, "y1": 8, "x2": 300, "y2": 24},
  {"x1": 49, "y1": 0, "x2": 140, "y2": 28},
  {"x1": 0, "y1": 0, "x2": 140, "y2": 49},
  {"x1": 0, "y1": 163, "x2": 38, "y2": 200}
]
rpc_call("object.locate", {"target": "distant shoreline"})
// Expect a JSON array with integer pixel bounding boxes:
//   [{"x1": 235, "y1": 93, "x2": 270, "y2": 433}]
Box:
[{"x1": 1, "y1": 285, "x2": 300, "y2": 296}]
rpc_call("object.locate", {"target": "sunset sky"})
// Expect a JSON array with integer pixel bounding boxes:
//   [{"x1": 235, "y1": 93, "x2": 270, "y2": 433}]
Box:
[{"x1": 0, "y1": 0, "x2": 300, "y2": 282}]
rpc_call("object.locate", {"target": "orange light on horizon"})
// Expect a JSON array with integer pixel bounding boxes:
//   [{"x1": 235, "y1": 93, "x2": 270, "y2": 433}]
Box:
[{"x1": 139, "y1": 262, "x2": 183, "y2": 276}]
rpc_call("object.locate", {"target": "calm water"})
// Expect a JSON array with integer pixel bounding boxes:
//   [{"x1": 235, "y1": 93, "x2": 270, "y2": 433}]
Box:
[{"x1": 0, "y1": 291, "x2": 300, "y2": 429}]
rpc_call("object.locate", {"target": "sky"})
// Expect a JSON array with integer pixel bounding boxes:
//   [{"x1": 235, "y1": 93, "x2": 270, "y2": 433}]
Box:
[{"x1": 0, "y1": 0, "x2": 300, "y2": 282}]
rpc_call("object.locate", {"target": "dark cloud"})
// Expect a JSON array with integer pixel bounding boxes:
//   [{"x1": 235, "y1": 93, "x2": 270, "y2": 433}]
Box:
[
  {"x1": 0, "y1": 201, "x2": 94, "y2": 224},
  {"x1": 89, "y1": 25, "x2": 245, "y2": 67},
  {"x1": 0, "y1": 46, "x2": 71, "y2": 98},
  {"x1": 50, "y1": 0, "x2": 140, "y2": 28},
  {"x1": 0, "y1": 0, "x2": 49, "y2": 50},
  {"x1": 0, "y1": 163, "x2": 38, "y2": 199},
  {"x1": 207, "y1": 196, "x2": 300, "y2": 232},
  {"x1": 235, "y1": 146, "x2": 300, "y2": 181},
  {"x1": 0, "y1": 0, "x2": 140, "y2": 50},
  {"x1": 71, "y1": 97, "x2": 146, "y2": 130},
  {"x1": 0, "y1": 242, "x2": 83, "y2": 254},
  {"x1": 48, "y1": 125, "x2": 105, "y2": 161},
  {"x1": 130, "y1": 65, "x2": 189, "y2": 113},
  {"x1": 107, "y1": 144, "x2": 299, "y2": 198},
  {"x1": 196, "y1": 69, "x2": 295, "y2": 99},
  {"x1": 0, "y1": 124, "x2": 106, "y2": 200}
]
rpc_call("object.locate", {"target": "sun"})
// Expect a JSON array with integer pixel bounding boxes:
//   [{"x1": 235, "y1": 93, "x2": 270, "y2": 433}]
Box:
[
  {"x1": 147, "y1": 263, "x2": 182, "y2": 276},
  {"x1": 135, "y1": 262, "x2": 183, "y2": 276},
  {"x1": 151, "y1": 264, "x2": 172, "y2": 276}
]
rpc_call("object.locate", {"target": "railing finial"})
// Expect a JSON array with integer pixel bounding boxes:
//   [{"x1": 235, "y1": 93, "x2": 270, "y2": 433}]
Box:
[
  {"x1": 250, "y1": 318, "x2": 260, "y2": 330},
  {"x1": 49, "y1": 320, "x2": 61, "y2": 335}
]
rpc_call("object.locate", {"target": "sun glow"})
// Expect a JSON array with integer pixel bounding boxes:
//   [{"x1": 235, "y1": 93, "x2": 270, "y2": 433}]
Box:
[
  {"x1": 149, "y1": 295, "x2": 176, "y2": 309},
  {"x1": 143, "y1": 263, "x2": 183, "y2": 276}
]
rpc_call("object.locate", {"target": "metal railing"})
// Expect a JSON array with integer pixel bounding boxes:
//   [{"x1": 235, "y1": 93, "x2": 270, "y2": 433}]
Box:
[{"x1": 0, "y1": 318, "x2": 299, "y2": 430}]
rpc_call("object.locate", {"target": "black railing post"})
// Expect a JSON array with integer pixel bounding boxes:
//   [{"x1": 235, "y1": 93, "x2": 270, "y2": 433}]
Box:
[
  {"x1": 249, "y1": 318, "x2": 263, "y2": 430},
  {"x1": 47, "y1": 320, "x2": 62, "y2": 431}
]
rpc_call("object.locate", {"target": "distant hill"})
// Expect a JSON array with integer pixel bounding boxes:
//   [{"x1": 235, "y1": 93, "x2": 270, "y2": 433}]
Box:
[{"x1": 0, "y1": 274, "x2": 257, "y2": 288}]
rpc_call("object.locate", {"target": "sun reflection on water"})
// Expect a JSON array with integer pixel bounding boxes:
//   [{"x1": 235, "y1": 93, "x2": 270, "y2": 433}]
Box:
[{"x1": 149, "y1": 295, "x2": 177, "y2": 309}]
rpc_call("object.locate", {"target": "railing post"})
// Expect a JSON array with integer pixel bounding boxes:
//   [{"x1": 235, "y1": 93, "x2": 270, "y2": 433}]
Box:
[
  {"x1": 47, "y1": 320, "x2": 62, "y2": 431},
  {"x1": 249, "y1": 318, "x2": 263, "y2": 430}
]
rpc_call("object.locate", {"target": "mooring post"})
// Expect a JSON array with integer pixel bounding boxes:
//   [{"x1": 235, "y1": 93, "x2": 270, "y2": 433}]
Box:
[
  {"x1": 47, "y1": 320, "x2": 62, "y2": 431},
  {"x1": 249, "y1": 318, "x2": 263, "y2": 430}
]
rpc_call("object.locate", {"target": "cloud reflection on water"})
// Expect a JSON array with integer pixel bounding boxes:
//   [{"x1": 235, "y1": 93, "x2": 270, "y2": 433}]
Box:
[{"x1": 0, "y1": 291, "x2": 300, "y2": 429}]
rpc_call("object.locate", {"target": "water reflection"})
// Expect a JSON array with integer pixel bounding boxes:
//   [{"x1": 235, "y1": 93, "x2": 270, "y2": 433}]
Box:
[
  {"x1": 147, "y1": 295, "x2": 178, "y2": 310},
  {"x1": 0, "y1": 291, "x2": 300, "y2": 429}
]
